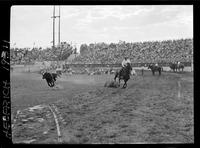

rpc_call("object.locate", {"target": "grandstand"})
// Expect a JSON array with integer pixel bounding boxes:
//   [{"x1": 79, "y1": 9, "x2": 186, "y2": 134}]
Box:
[
  {"x1": 10, "y1": 38, "x2": 193, "y2": 69},
  {"x1": 72, "y1": 38, "x2": 193, "y2": 65}
]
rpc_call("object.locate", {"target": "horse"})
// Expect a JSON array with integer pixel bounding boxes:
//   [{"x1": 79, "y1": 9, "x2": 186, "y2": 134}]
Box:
[
  {"x1": 169, "y1": 63, "x2": 184, "y2": 72},
  {"x1": 114, "y1": 63, "x2": 133, "y2": 88},
  {"x1": 177, "y1": 63, "x2": 184, "y2": 72},
  {"x1": 148, "y1": 64, "x2": 162, "y2": 75},
  {"x1": 169, "y1": 63, "x2": 177, "y2": 72},
  {"x1": 42, "y1": 72, "x2": 61, "y2": 87}
]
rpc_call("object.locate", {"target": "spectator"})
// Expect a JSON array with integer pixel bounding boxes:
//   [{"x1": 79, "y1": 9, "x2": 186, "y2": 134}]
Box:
[{"x1": 11, "y1": 38, "x2": 193, "y2": 66}]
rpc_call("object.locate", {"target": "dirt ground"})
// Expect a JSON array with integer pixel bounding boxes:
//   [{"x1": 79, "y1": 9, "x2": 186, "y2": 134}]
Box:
[{"x1": 11, "y1": 70, "x2": 193, "y2": 144}]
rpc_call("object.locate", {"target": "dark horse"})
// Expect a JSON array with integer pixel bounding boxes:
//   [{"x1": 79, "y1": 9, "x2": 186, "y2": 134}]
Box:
[
  {"x1": 178, "y1": 63, "x2": 184, "y2": 72},
  {"x1": 114, "y1": 63, "x2": 132, "y2": 88},
  {"x1": 42, "y1": 72, "x2": 61, "y2": 87},
  {"x1": 148, "y1": 64, "x2": 162, "y2": 75},
  {"x1": 169, "y1": 63, "x2": 177, "y2": 72},
  {"x1": 169, "y1": 63, "x2": 184, "y2": 72}
]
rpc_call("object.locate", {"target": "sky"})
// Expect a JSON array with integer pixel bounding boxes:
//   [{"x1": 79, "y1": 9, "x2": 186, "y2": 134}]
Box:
[{"x1": 10, "y1": 5, "x2": 193, "y2": 51}]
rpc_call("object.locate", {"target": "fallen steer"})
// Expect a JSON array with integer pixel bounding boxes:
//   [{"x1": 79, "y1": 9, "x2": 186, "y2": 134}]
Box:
[{"x1": 104, "y1": 80, "x2": 120, "y2": 88}]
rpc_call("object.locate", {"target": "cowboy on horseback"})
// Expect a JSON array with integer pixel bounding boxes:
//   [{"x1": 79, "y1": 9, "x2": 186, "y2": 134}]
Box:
[
  {"x1": 177, "y1": 61, "x2": 180, "y2": 66},
  {"x1": 121, "y1": 56, "x2": 131, "y2": 74},
  {"x1": 148, "y1": 63, "x2": 162, "y2": 76},
  {"x1": 176, "y1": 61, "x2": 184, "y2": 72},
  {"x1": 114, "y1": 56, "x2": 132, "y2": 88},
  {"x1": 122, "y1": 56, "x2": 131, "y2": 68}
]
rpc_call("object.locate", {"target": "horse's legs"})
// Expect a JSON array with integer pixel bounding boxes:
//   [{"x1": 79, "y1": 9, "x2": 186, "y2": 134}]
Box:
[
  {"x1": 122, "y1": 81, "x2": 126, "y2": 88},
  {"x1": 125, "y1": 81, "x2": 127, "y2": 88},
  {"x1": 114, "y1": 73, "x2": 118, "y2": 81},
  {"x1": 50, "y1": 81, "x2": 55, "y2": 87},
  {"x1": 47, "y1": 80, "x2": 52, "y2": 87},
  {"x1": 122, "y1": 80, "x2": 127, "y2": 88},
  {"x1": 48, "y1": 82, "x2": 53, "y2": 87}
]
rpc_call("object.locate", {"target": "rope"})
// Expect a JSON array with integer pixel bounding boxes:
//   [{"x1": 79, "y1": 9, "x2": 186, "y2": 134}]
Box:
[{"x1": 48, "y1": 105, "x2": 62, "y2": 143}]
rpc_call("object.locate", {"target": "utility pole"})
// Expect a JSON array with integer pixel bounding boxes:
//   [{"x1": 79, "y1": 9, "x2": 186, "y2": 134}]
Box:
[
  {"x1": 51, "y1": 6, "x2": 61, "y2": 48},
  {"x1": 51, "y1": 6, "x2": 56, "y2": 50},
  {"x1": 58, "y1": 6, "x2": 61, "y2": 48}
]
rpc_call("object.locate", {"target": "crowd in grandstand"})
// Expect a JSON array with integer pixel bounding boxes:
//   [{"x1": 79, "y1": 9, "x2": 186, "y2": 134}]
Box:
[
  {"x1": 72, "y1": 38, "x2": 193, "y2": 64},
  {"x1": 10, "y1": 43, "x2": 75, "y2": 65},
  {"x1": 10, "y1": 38, "x2": 193, "y2": 66}
]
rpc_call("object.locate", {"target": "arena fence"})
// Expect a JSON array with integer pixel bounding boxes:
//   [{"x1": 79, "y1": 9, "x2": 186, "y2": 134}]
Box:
[{"x1": 64, "y1": 62, "x2": 192, "y2": 68}]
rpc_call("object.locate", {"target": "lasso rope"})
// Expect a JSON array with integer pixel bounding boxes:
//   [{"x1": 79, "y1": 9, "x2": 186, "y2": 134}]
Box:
[{"x1": 48, "y1": 105, "x2": 62, "y2": 143}]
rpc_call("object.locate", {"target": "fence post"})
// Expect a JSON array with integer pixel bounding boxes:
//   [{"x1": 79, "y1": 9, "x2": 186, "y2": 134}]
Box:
[{"x1": 191, "y1": 59, "x2": 193, "y2": 72}]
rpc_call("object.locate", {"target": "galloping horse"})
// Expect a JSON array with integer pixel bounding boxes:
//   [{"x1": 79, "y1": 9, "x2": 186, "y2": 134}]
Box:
[
  {"x1": 148, "y1": 64, "x2": 162, "y2": 75},
  {"x1": 114, "y1": 63, "x2": 133, "y2": 88}
]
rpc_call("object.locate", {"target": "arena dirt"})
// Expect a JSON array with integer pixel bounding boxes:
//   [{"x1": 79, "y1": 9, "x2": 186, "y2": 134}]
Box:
[{"x1": 11, "y1": 71, "x2": 193, "y2": 144}]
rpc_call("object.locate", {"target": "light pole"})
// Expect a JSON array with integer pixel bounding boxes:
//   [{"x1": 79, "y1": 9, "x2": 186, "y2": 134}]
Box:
[
  {"x1": 51, "y1": 6, "x2": 61, "y2": 48},
  {"x1": 58, "y1": 6, "x2": 61, "y2": 48},
  {"x1": 51, "y1": 6, "x2": 56, "y2": 49}
]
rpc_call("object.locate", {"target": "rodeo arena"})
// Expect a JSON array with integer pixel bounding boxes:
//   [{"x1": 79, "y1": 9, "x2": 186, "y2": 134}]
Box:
[{"x1": 11, "y1": 6, "x2": 193, "y2": 144}]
